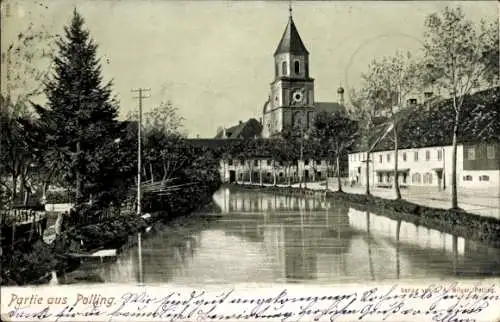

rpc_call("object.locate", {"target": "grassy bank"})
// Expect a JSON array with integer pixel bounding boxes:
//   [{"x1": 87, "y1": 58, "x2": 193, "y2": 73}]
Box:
[{"x1": 234, "y1": 183, "x2": 500, "y2": 248}]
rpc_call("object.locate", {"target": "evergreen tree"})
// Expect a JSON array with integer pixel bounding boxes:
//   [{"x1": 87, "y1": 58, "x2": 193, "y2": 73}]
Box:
[{"x1": 36, "y1": 10, "x2": 120, "y2": 203}]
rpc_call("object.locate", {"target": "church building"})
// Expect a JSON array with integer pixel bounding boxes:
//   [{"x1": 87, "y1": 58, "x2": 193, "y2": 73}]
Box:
[
  {"x1": 216, "y1": 9, "x2": 346, "y2": 139},
  {"x1": 261, "y1": 10, "x2": 345, "y2": 138}
]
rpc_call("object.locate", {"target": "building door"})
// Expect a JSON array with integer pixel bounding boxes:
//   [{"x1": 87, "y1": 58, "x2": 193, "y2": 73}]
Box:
[
  {"x1": 436, "y1": 169, "x2": 443, "y2": 190},
  {"x1": 229, "y1": 170, "x2": 236, "y2": 183},
  {"x1": 304, "y1": 170, "x2": 309, "y2": 182}
]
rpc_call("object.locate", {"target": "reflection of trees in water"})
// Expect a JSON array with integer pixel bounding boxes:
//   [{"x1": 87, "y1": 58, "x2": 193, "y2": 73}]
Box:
[
  {"x1": 138, "y1": 229, "x2": 201, "y2": 282},
  {"x1": 348, "y1": 208, "x2": 500, "y2": 279},
  {"x1": 81, "y1": 226, "x2": 204, "y2": 283}
]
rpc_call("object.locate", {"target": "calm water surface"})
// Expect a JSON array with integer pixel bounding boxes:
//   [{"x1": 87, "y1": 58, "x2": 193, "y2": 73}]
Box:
[{"x1": 76, "y1": 186, "x2": 500, "y2": 284}]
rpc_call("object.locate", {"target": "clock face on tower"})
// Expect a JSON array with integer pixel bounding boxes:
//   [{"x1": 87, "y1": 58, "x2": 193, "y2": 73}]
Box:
[{"x1": 291, "y1": 88, "x2": 306, "y2": 105}]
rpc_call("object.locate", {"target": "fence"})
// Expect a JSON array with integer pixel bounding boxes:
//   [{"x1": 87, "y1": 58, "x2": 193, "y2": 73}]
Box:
[{"x1": 0, "y1": 209, "x2": 48, "y2": 247}]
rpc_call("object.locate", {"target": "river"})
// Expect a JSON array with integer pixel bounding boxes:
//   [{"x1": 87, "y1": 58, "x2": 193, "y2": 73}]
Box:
[{"x1": 70, "y1": 186, "x2": 500, "y2": 285}]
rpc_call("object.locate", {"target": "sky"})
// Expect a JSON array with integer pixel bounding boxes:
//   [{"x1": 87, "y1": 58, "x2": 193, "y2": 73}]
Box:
[{"x1": 1, "y1": 0, "x2": 497, "y2": 138}]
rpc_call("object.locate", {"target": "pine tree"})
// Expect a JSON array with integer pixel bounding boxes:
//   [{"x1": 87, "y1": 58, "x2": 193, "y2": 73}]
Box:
[{"x1": 37, "y1": 9, "x2": 120, "y2": 203}]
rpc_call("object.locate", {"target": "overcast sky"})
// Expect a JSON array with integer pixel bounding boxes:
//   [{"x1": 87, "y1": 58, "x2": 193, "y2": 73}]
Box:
[{"x1": 1, "y1": 0, "x2": 497, "y2": 137}]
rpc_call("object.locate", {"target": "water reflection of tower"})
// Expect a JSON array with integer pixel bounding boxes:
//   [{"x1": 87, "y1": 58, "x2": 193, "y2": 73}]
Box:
[
  {"x1": 283, "y1": 200, "x2": 317, "y2": 280},
  {"x1": 281, "y1": 198, "x2": 352, "y2": 281},
  {"x1": 314, "y1": 201, "x2": 352, "y2": 279}
]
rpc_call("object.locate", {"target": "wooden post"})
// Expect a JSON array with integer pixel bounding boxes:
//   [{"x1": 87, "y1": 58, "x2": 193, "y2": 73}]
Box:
[{"x1": 29, "y1": 211, "x2": 36, "y2": 242}]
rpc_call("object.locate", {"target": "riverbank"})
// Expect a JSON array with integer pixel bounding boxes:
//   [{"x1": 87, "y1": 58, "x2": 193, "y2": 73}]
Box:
[
  {"x1": 233, "y1": 183, "x2": 500, "y2": 248},
  {"x1": 0, "y1": 177, "x2": 222, "y2": 286}
]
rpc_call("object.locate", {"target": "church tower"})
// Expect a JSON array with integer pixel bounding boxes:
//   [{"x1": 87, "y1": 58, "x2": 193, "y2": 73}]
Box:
[{"x1": 262, "y1": 7, "x2": 315, "y2": 137}]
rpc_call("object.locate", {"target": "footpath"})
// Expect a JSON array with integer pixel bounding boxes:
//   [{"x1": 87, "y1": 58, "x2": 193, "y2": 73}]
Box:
[{"x1": 239, "y1": 181, "x2": 500, "y2": 219}]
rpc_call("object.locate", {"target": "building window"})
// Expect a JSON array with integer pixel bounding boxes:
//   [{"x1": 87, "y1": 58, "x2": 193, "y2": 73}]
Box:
[
  {"x1": 267, "y1": 160, "x2": 271, "y2": 166},
  {"x1": 414, "y1": 151, "x2": 419, "y2": 161},
  {"x1": 278, "y1": 161, "x2": 283, "y2": 166},
  {"x1": 279, "y1": 172, "x2": 283, "y2": 177},
  {"x1": 402, "y1": 173, "x2": 408, "y2": 184},
  {"x1": 379, "y1": 154, "x2": 383, "y2": 163},
  {"x1": 294, "y1": 61, "x2": 300, "y2": 74},
  {"x1": 467, "y1": 147, "x2": 476, "y2": 160},
  {"x1": 253, "y1": 160, "x2": 258, "y2": 166},
  {"x1": 412, "y1": 173, "x2": 421, "y2": 184},
  {"x1": 304, "y1": 160, "x2": 309, "y2": 166},
  {"x1": 487, "y1": 145, "x2": 496, "y2": 159},
  {"x1": 463, "y1": 175, "x2": 473, "y2": 181},
  {"x1": 479, "y1": 175, "x2": 490, "y2": 182},
  {"x1": 437, "y1": 149, "x2": 442, "y2": 161},
  {"x1": 402, "y1": 152, "x2": 407, "y2": 162},
  {"x1": 282, "y1": 61, "x2": 287, "y2": 75},
  {"x1": 387, "y1": 153, "x2": 391, "y2": 162},
  {"x1": 423, "y1": 173, "x2": 433, "y2": 184},
  {"x1": 378, "y1": 173, "x2": 383, "y2": 183},
  {"x1": 316, "y1": 160, "x2": 322, "y2": 165},
  {"x1": 228, "y1": 159, "x2": 233, "y2": 166},
  {"x1": 425, "y1": 150, "x2": 430, "y2": 161}
]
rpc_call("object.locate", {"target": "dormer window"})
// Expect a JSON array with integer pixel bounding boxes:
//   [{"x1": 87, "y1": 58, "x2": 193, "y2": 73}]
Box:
[
  {"x1": 294, "y1": 61, "x2": 300, "y2": 74},
  {"x1": 282, "y1": 61, "x2": 287, "y2": 76}
]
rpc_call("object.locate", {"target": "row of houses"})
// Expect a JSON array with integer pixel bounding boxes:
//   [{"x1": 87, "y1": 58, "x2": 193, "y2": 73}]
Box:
[
  {"x1": 219, "y1": 158, "x2": 332, "y2": 184},
  {"x1": 348, "y1": 142, "x2": 499, "y2": 190}
]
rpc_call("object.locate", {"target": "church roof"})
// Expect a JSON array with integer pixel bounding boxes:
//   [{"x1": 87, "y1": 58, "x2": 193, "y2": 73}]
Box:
[
  {"x1": 314, "y1": 102, "x2": 346, "y2": 114},
  {"x1": 274, "y1": 16, "x2": 309, "y2": 56}
]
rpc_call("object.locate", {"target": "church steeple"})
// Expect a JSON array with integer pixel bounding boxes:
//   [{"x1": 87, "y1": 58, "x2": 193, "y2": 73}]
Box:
[{"x1": 274, "y1": 10, "x2": 309, "y2": 56}]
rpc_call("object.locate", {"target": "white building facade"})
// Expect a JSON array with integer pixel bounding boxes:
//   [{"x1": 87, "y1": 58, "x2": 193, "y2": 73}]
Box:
[
  {"x1": 219, "y1": 158, "x2": 331, "y2": 185},
  {"x1": 348, "y1": 143, "x2": 499, "y2": 190}
]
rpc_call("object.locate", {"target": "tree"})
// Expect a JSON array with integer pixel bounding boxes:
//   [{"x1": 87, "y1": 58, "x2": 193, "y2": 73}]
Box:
[
  {"x1": 480, "y1": 18, "x2": 499, "y2": 86},
  {"x1": 128, "y1": 100, "x2": 186, "y2": 137},
  {"x1": 347, "y1": 88, "x2": 386, "y2": 195},
  {"x1": 1, "y1": 18, "x2": 55, "y2": 206},
  {"x1": 312, "y1": 111, "x2": 359, "y2": 192},
  {"x1": 1, "y1": 20, "x2": 54, "y2": 111},
  {"x1": 361, "y1": 51, "x2": 419, "y2": 199},
  {"x1": 37, "y1": 10, "x2": 120, "y2": 204},
  {"x1": 422, "y1": 6, "x2": 493, "y2": 209},
  {"x1": 128, "y1": 101, "x2": 187, "y2": 184}
]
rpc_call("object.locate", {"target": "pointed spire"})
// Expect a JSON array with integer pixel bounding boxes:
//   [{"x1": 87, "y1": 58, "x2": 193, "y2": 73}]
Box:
[
  {"x1": 274, "y1": 6, "x2": 309, "y2": 56},
  {"x1": 289, "y1": 0, "x2": 293, "y2": 18}
]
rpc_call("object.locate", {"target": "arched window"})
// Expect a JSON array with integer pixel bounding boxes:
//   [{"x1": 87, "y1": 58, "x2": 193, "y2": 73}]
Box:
[
  {"x1": 423, "y1": 173, "x2": 433, "y2": 184},
  {"x1": 463, "y1": 175, "x2": 473, "y2": 181},
  {"x1": 412, "y1": 173, "x2": 421, "y2": 184},
  {"x1": 294, "y1": 61, "x2": 300, "y2": 74},
  {"x1": 282, "y1": 61, "x2": 287, "y2": 75}
]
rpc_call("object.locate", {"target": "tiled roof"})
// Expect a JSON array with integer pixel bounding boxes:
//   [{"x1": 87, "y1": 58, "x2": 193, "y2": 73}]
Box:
[
  {"x1": 215, "y1": 118, "x2": 263, "y2": 139},
  {"x1": 314, "y1": 102, "x2": 346, "y2": 114},
  {"x1": 274, "y1": 16, "x2": 309, "y2": 56}
]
